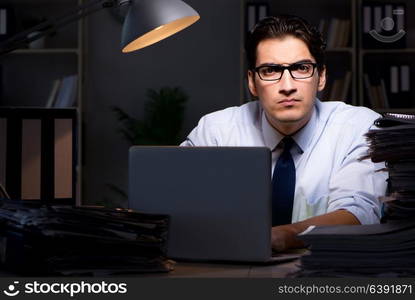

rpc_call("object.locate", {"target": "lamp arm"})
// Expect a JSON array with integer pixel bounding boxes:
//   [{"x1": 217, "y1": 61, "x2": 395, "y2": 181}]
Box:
[{"x1": 0, "y1": 0, "x2": 121, "y2": 56}]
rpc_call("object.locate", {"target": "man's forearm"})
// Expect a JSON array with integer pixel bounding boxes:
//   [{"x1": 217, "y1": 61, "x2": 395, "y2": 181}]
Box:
[
  {"x1": 290, "y1": 209, "x2": 360, "y2": 235},
  {"x1": 272, "y1": 209, "x2": 360, "y2": 251}
]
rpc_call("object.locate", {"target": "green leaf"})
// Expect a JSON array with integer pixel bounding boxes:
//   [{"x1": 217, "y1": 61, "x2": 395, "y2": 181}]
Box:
[{"x1": 111, "y1": 87, "x2": 188, "y2": 145}]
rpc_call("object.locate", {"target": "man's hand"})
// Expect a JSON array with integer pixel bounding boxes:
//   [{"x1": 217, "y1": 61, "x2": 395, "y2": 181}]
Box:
[
  {"x1": 271, "y1": 209, "x2": 361, "y2": 252},
  {"x1": 271, "y1": 224, "x2": 305, "y2": 252}
]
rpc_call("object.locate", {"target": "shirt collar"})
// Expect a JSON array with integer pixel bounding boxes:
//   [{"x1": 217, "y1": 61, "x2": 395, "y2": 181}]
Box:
[
  {"x1": 261, "y1": 109, "x2": 284, "y2": 151},
  {"x1": 292, "y1": 105, "x2": 317, "y2": 153},
  {"x1": 261, "y1": 101, "x2": 318, "y2": 153}
]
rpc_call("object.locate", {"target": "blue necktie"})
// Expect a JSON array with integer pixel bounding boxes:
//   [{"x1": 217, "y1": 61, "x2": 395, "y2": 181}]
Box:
[{"x1": 272, "y1": 137, "x2": 296, "y2": 226}]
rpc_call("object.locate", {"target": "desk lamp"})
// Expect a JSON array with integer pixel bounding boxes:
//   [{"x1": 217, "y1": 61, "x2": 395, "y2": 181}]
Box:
[{"x1": 0, "y1": 0, "x2": 200, "y2": 55}]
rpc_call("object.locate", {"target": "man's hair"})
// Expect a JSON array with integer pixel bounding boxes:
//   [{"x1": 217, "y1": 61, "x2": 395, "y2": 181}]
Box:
[{"x1": 245, "y1": 15, "x2": 326, "y2": 74}]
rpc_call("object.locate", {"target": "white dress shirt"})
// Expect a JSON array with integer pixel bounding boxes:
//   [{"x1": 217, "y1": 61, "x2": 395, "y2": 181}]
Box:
[{"x1": 180, "y1": 99, "x2": 387, "y2": 225}]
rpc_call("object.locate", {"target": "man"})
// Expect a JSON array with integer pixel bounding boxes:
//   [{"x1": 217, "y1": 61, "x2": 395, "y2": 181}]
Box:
[{"x1": 180, "y1": 15, "x2": 387, "y2": 251}]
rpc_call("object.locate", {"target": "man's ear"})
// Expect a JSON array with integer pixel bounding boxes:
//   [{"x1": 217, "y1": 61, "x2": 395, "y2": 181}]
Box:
[
  {"x1": 247, "y1": 70, "x2": 258, "y2": 97},
  {"x1": 317, "y1": 67, "x2": 326, "y2": 92}
]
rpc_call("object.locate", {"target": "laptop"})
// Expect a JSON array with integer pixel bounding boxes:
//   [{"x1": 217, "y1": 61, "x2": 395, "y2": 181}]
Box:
[{"x1": 128, "y1": 146, "x2": 301, "y2": 263}]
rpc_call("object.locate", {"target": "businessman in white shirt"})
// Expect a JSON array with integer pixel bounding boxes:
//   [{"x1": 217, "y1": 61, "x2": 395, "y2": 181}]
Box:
[{"x1": 181, "y1": 15, "x2": 387, "y2": 251}]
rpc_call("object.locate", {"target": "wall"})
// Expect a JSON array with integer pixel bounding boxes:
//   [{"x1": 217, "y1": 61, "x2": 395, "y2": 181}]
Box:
[{"x1": 84, "y1": 0, "x2": 243, "y2": 206}]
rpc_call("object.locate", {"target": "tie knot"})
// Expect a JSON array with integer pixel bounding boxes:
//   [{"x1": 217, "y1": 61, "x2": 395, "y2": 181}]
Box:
[{"x1": 281, "y1": 137, "x2": 294, "y2": 151}]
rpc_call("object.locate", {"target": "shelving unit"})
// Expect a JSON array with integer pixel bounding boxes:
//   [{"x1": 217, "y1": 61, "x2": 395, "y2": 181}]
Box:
[
  {"x1": 358, "y1": 0, "x2": 415, "y2": 112},
  {"x1": 241, "y1": 0, "x2": 415, "y2": 113},
  {"x1": 0, "y1": 0, "x2": 84, "y2": 204},
  {"x1": 12, "y1": 49, "x2": 80, "y2": 54}
]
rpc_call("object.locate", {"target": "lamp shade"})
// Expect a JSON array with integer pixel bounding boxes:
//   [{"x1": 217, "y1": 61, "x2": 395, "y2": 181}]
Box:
[{"x1": 121, "y1": 0, "x2": 200, "y2": 52}]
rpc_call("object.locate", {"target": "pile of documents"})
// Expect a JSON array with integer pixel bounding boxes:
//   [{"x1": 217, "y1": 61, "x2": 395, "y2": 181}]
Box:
[
  {"x1": 297, "y1": 221, "x2": 415, "y2": 277},
  {"x1": 365, "y1": 113, "x2": 415, "y2": 220},
  {"x1": 0, "y1": 200, "x2": 173, "y2": 276},
  {"x1": 295, "y1": 113, "x2": 415, "y2": 277}
]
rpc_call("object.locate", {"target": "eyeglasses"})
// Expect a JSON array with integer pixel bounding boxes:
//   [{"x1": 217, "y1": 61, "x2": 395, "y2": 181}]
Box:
[{"x1": 253, "y1": 62, "x2": 317, "y2": 81}]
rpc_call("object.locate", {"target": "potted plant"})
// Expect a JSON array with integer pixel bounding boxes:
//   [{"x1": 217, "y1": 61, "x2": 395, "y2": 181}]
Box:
[
  {"x1": 111, "y1": 86, "x2": 188, "y2": 145},
  {"x1": 103, "y1": 86, "x2": 188, "y2": 207}
]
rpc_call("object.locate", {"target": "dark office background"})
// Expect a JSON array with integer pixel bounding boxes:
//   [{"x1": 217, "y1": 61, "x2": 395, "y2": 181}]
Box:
[
  {"x1": 84, "y1": 0, "x2": 242, "y2": 205},
  {"x1": 1, "y1": 0, "x2": 414, "y2": 207}
]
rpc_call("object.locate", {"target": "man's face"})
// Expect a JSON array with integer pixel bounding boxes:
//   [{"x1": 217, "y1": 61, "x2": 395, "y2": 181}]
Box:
[{"x1": 248, "y1": 36, "x2": 326, "y2": 133}]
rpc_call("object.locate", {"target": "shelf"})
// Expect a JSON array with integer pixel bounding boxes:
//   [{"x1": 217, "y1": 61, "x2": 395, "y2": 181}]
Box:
[
  {"x1": 11, "y1": 49, "x2": 79, "y2": 54},
  {"x1": 374, "y1": 108, "x2": 415, "y2": 114},
  {"x1": 4, "y1": 0, "x2": 77, "y2": 4},
  {"x1": 326, "y1": 47, "x2": 354, "y2": 53},
  {"x1": 0, "y1": 0, "x2": 84, "y2": 205},
  {"x1": 361, "y1": 48, "x2": 415, "y2": 54}
]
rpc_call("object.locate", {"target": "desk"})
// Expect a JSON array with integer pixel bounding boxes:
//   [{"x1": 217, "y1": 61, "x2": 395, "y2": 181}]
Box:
[
  {"x1": 0, "y1": 260, "x2": 300, "y2": 277},
  {"x1": 141, "y1": 259, "x2": 300, "y2": 278}
]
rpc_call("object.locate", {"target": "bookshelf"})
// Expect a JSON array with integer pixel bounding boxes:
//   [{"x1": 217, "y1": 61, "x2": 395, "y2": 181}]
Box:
[
  {"x1": 358, "y1": 0, "x2": 415, "y2": 112},
  {"x1": 241, "y1": 0, "x2": 415, "y2": 113},
  {"x1": 0, "y1": 0, "x2": 84, "y2": 205}
]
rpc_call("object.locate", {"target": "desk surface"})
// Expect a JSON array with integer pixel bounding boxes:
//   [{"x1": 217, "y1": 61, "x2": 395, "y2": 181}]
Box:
[
  {"x1": 143, "y1": 259, "x2": 300, "y2": 278},
  {"x1": 0, "y1": 260, "x2": 300, "y2": 277},
  {"x1": 0, "y1": 254, "x2": 302, "y2": 277}
]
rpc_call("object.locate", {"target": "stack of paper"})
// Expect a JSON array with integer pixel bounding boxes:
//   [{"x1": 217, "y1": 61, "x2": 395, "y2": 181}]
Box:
[
  {"x1": 295, "y1": 113, "x2": 415, "y2": 277},
  {"x1": 0, "y1": 200, "x2": 173, "y2": 276},
  {"x1": 364, "y1": 113, "x2": 415, "y2": 221},
  {"x1": 297, "y1": 221, "x2": 415, "y2": 277}
]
